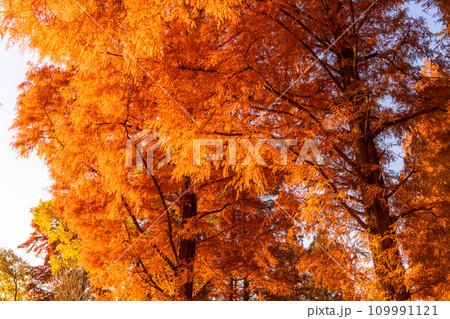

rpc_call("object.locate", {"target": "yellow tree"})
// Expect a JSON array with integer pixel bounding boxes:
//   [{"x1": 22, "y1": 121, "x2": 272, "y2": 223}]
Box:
[
  {"x1": 0, "y1": 248, "x2": 30, "y2": 301},
  {"x1": 20, "y1": 200, "x2": 92, "y2": 300}
]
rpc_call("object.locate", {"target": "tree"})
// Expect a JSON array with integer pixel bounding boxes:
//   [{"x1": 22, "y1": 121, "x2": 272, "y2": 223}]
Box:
[
  {"x1": 192, "y1": 0, "x2": 447, "y2": 300},
  {"x1": 0, "y1": 248, "x2": 30, "y2": 301},
  {"x1": 20, "y1": 200, "x2": 92, "y2": 301},
  {"x1": 397, "y1": 60, "x2": 450, "y2": 300},
  {"x1": 2, "y1": 0, "x2": 448, "y2": 300},
  {"x1": 8, "y1": 61, "x2": 291, "y2": 300}
]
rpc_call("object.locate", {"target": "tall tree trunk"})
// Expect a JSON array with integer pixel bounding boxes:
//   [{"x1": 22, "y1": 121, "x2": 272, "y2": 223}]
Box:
[
  {"x1": 243, "y1": 277, "x2": 250, "y2": 301},
  {"x1": 14, "y1": 276, "x2": 18, "y2": 301},
  {"x1": 178, "y1": 177, "x2": 197, "y2": 300},
  {"x1": 339, "y1": 41, "x2": 410, "y2": 300},
  {"x1": 229, "y1": 279, "x2": 234, "y2": 301},
  {"x1": 354, "y1": 125, "x2": 410, "y2": 300}
]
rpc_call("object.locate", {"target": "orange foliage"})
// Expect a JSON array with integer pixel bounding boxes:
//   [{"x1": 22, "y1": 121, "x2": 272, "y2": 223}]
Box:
[{"x1": 2, "y1": 0, "x2": 448, "y2": 300}]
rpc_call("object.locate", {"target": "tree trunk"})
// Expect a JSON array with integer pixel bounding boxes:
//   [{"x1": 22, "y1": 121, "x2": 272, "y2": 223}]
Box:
[
  {"x1": 338, "y1": 41, "x2": 410, "y2": 300},
  {"x1": 229, "y1": 279, "x2": 234, "y2": 301},
  {"x1": 243, "y1": 277, "x2": 250, "y2": 301},
  {"x1": 178, "y1": 177, "x2": 197, "y2": 300},
  {"x1": 14, "y1": 276, "x2": 18, "y2": 301},
  {"x1": 354, "y1": 119, "x2": 410, "y2": 300}
]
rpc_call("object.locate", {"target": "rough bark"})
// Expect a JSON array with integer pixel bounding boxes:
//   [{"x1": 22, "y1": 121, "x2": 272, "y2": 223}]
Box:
[
  {"x1": 178, "y1": 177, "x2": 197, "y2": 300},
  {"x1": 341, "y1": 45, "x2": 410, "y2": 300},
  {"x1": 354, "y1": 124, "x2": 410, "y2": 300},
  {"x1": 243, "y1": 277, "x2": 250, "y2": 301}
]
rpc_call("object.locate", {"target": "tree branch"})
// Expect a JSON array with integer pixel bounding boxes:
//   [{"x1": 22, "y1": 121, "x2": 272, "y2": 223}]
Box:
[
  {"x1": 198, "y1": 204, "x2": 230, "y2": 219},
  {"x1": 372, "y1": 107, "x2": 440, "y2": 137},
  {"x1": 387, "y1": 169, "x2": 416, "y2": 198}
]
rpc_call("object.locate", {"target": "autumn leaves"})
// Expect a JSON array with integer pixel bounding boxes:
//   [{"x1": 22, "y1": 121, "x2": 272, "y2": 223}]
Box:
[{"x1": 2, "y1": 0, "x2": 449, "y2": 300}]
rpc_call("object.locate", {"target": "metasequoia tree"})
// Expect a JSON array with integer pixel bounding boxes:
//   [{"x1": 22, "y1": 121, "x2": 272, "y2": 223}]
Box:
[
  {"x1": 180, "y1": 0, "x2": 449, "y2": 300},
  {"x1": 2, "y1": 0, "x2": 448, "y2": 300},
  {"x1": 188, "y1": 0, "x2": 447, "y2": 300},
  {"x1": 11, "y1": 63, "x2": 298, "y2": 300},
  {"x1": 397, "y1": 60, "x2": 449, "y2": 300},
  {"x1": 2, "y1": 0, "x2": 301, "y2": 300}
]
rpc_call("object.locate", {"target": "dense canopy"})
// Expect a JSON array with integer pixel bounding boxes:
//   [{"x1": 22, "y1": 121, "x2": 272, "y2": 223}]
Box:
[{"x1": 1, "y1": 0, "x2": 448, "y2": 300}]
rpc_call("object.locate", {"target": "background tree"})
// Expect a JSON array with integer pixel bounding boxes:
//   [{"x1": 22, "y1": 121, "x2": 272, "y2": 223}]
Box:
[
  {"x1": 20, "y1": 200, "x2": 92, "y2": 300},
  {"x1": 0, "y1": 248, "x2": 30, "y2": 301}
]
